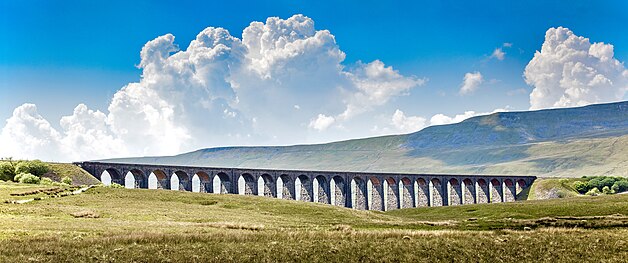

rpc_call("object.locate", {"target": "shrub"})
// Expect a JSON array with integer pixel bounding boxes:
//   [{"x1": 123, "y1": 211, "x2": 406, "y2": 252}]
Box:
[
  {"x1": 40, "y1": 177, "x2": 54, "y2": 185},
  {"x1": 16, "y1": 173, "x2": 41, "y2": 184},
  {"x1": 61, "y1": 176, "x2": 73, "y2": 185},
  {"x1": 573, "y1": 181, "x2": 589, "y2": 194},
  {"x1": 0, "y1": 162, "x2": 16, "y2": 181},
  {"x1": 611, "y1": 180, "x2": 628, "y2": 193},
  {"x1": 15, "y1": 160, "x2": 50, "y2": 177},
  {"x1": 585, "y1": 188, "x2": 600, "y2": 196},
  {"x1": 108, "y1": 183, "x2": 124, "y2": 189},
  {"x1": 602, "y1": 186, "x2": 613, "y2": 194}
]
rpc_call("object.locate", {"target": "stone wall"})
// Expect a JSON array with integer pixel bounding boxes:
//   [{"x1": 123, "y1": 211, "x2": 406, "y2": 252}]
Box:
[
  {"x1": 401, "y1": 178, "x2": 414, "y2": 209},
  {"x1": 431, "y1": 179, "x2": 443, "y2": 207},
  {"x1": 463, "y1": 179, "x2": 475, "y2": 204},
  {"x1": 448, "y1": 179, "x2": 462, "y2": 206},
  {"x1": 416, "y1": 179, "x2": 429, "y2": 207}
]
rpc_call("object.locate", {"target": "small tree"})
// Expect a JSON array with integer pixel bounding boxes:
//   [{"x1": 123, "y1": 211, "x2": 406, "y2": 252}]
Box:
[
  {"x1": 0, "y1": 162, "x2": 16, "y2": 181},
  {"x1": 61, "y1": 176, "x2": 73, "y2": 185},
  {"x1": 15, "y1": 160, "x2": 50, "y2": 177},
  {"x1": 573, "y1": 181, "x2": 589, "y2": 194},
  {"x1": 611, "y1": 180, "x2": 628, "y2": 193},
  {"x1": 16, "y1": 173, "x2": 40, "y2": 184},
  {"x1": 40, "y1": 177, "x2": 53, "y2": 185},
  {"x1": 585, "y1": 188, "x2": 601, "y2": 196},
  {"x1": 602, "y1": 186, "x2": 613, "y2": 195}
]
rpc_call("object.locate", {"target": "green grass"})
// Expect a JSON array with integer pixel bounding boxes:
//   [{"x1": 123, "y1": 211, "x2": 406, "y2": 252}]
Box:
[
  {"x1": 528, "y1": 177, "x2": 583, "y2": 200},
  {"x1": 46, "y1": 162, "x2": 100, "y2": 185},
  {"x1": 0, "y1": 184, "x2": 626, "y2": 262}
]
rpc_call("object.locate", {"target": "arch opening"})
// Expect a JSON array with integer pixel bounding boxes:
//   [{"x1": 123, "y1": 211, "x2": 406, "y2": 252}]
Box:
[
  {"x1": 295, "y1": 175, "x2": 311, "y2": 202},
  {"x1": 212, "y1": 172, "x2": 231, "y2": 194},
  {"x1": 331, "y1": 176, "x2": 346, "y2": 207},
  {"x1": 238, "y1": 173, "x2": 256, "y2": 195},
  {"x1": 462, "y1": 179, "x2": 475, "y2": 204},
  {"x1": 170, "y1": 171, "x2": 190, "y2": 191},
  {"x1": 100, "y1": 168, "x2": 121, "y2": 186},
  {"x1": 124, "y1": 169, "x2": 144, "y2": 189},
  {"x1": 351, "y1": 177, "x2": 367, "y2": 210},
  {"x1": 313, "y1": 175, "x2": 329, "y2": 204},
  {"x1": 277, "y1": 174, "x2": 294, "y2": 200},
  {"x1": 431, "y1": 178, "x2": 443, "y2": 207},
  {"x1": 416, "y1": 178, "x2": 429, "y2": 207},
  {"x1": 368, "y1": 177, "x2": 383, "y2": 211},
  {"x1": 148, "y1": 170, "x2": 168, "y2": 189},
  {"x1": 400, "y1": 177, "x2": 414, "y2": 209},
  {"x1": 192, "y1": 172, "x2": 211, "y2": 193},
  {"x1": 384, "y1": 177, "x2": 399, "y2": 210},
  {"x1": 448, "y1": 178, "x2": 462, "y2": 206},
  {"x1": 257, "y1": 174, "x2": 275, "y2": 197},
  {"x1": 490, "y1": 179, "x2": 503, "y2": 203}
]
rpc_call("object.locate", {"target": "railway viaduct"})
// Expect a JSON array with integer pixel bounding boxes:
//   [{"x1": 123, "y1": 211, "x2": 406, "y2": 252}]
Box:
[{"x1": 75, "y1": 162, "x2": 536, "y2": 211}]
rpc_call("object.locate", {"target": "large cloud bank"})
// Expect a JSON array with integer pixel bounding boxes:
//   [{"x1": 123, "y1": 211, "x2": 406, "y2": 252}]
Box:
[
  {"x1": 525, "y1": 27, "x2": 627, "y2": 110},
  {"x1": 0, "y1": 15, "x2": 424, "y2": 161}
]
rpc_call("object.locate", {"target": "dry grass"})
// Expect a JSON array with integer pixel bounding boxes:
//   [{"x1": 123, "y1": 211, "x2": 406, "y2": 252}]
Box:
[{"x1": 0, "y1": 184, "x2": 626, "y2": 262}]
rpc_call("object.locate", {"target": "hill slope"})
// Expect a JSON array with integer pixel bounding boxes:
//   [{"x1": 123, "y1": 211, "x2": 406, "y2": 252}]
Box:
[{"x1": 106, "y1": 101, "x2": 628, "y2": 177}]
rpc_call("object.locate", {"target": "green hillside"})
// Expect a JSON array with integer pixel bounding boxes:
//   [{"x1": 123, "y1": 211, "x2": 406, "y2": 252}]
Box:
[
  {"x1": 0, "y1": 184, "x2": 627, "y2": 262},
  {"x1": 107, "y1": 101, "x2": 628, "y2": 177}
]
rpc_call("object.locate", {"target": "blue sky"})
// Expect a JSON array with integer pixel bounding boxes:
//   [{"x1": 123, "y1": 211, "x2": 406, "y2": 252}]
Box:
[{"x1": 0, "y1": 0, "x2": 627, "y2": 161}]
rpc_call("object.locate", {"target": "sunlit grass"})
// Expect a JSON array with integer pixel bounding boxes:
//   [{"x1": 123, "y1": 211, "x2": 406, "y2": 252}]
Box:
[{"x1": 0, "y1": 184, "x2": 626, "y2": 262}]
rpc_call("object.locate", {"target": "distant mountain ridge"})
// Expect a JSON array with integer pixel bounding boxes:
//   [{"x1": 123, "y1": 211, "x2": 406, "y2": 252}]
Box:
[{"x1": 104, "y1": 101, "x2": 628, "y2": 177}]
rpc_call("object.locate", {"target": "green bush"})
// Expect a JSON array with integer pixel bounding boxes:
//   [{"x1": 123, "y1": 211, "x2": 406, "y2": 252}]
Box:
[
  {"x1": 602, "y1": 186, "x2": 613, "y2": 194},
  {"x1": 61, "y1": 176, "x2": 73, "y2": 185},
  {"x1": 15, "y1": 160, "x2": 50, "y2": 177},
  {"x1": 16, "y1": 173, "x2": 41, "y2": 184},
  {"x1": 611, "y1": 180, "x2": 628, "y2": 193},
  {"x1": 0, "y1": 162, "x2": 16, "y2": 181},
  {"x1": 108, "y1": 183, "x2": 124, "y2": 189},
  {"x1": 585, "y1": 188, "x2": 600, "y2": 196},
  {"x1": 40, "y1": 177, "x2": 54, "y2": 185},
  {"x1": 573, "y1": 181, "x2": 589, "y2": 194}
]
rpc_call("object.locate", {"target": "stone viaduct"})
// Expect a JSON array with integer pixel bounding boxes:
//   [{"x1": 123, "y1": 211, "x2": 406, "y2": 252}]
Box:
[{"x1": 76, "y1": 162, "x2": 536, "y2": 211}]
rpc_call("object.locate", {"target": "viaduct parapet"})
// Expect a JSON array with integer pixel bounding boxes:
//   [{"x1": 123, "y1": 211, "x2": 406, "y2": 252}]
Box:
[{"x1": 75, "y1": 162, "x2": 536, "y2": 210}]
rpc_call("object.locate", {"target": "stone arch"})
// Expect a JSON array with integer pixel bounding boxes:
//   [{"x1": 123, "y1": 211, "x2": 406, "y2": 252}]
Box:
[
  {"x1": 430, "y1": 178, "x2": 443, "y2": 207},
  {"x1": 330, "y1": 176, "x2": 346, "y2": 207},
  {"x1": 503, "y1": 179, "x2": 516, "y2": 202},
  {"x1": 313, "y1": 175, "x2": 329, "y2": 204},
  {"x1": 124, "y1": 169, "x2": 144, "y2": 189},
  {"x1": 148, "y1": 170, "x2": 168, "y2": 189},
  {"x1": 277, "y1": 174, "x2": 294, "y2": 200},
  {"x1": 384, "y1": 177, "x2": 399, "y2": 210},
  {"x1": 100, "y1": 168, "x2": 122, "y2": 186},
  {"x1": 192, "y1": 171, "x2": 211, "y2": 193},
  {"x1": 368, "y1": 177, "x2": 383, "y2": 211},
  {"x1": 171, "y1": 171, "x2": 190, "y2": 191},
  {"x1": 238, "y1": 173, "x2": 257, "y2": 195},
  {"x1": 416, "y1": 178, "x2": 429, "y2": 207},
  {"x1": 295, "y1": 175, "x2": 312, "y2": 202},
  {"x1": 476, "y1": 179, "x2": 489, "y2": 204},
  {"x1": 351, "y1": 177, "x2": 367, "y2": 210},
  {"x1": 490, "y1": 179, "x2": 503, "y2": 203},
  {"x1": 516, "y1": 179, "x2": 527, "y2": 197},
  {"x1": 462, "y1": 178, "x2": 475, "y2": 204},
  {"x1": 212, "y1": 172, "x2": 231, "y2": 194},
  {"x1": 257, "y1": 174, "x2": 275, "y2": 197},
  {"x1": 400, "y1": 177, "x2": 414, "y2": 209},
  {"x1": 448, "y1": 178, "x2": 462, "y2": 206}
]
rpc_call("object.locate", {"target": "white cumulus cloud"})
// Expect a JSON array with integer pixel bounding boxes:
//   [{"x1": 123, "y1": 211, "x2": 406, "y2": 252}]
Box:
[
  {"x1": 524, "y1": 27, "x2": 628, "y2": 110},
  {"x1": 0, "y1": 14, "x2": 425, "y2": 161},
  {"x1": 459, "y1": 71, "x2": 484, "y2": 95},
  {"x1": 391, "y1": 109, "x2": 427, "y2": 133},
  {"x1": 308, "y1": 114, "x2": 336, "y2": 131},
  {"x1": 491, "y1": 48, "x2": 505, "y2": 60}
]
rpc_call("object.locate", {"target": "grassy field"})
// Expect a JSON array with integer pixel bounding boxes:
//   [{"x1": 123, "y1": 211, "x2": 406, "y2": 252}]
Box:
[{"x1": 0, "y1": 183, "x2": 627, "y2": 262}]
